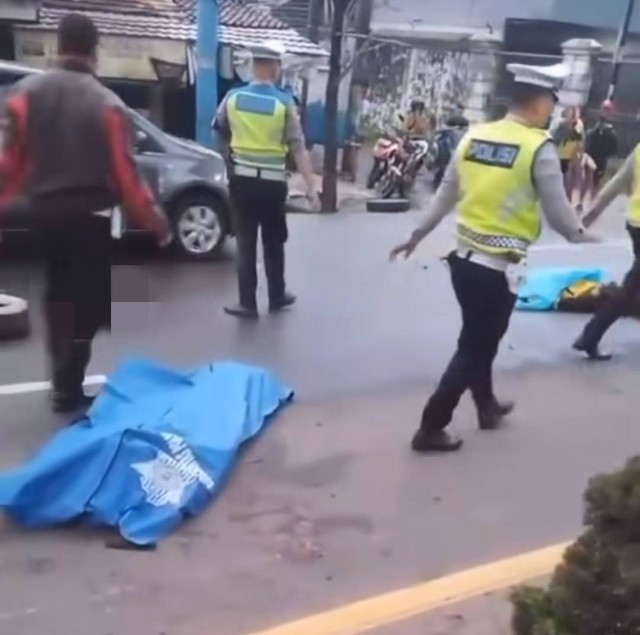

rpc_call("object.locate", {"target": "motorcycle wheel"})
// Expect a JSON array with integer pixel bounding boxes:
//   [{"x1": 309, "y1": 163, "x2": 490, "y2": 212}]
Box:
[
  {"x1": 376, "y1": 171, "x2": 399, "y2": 199},
  {"x1": 366, "y1": 162, "x2": 382, "y2": 189}
]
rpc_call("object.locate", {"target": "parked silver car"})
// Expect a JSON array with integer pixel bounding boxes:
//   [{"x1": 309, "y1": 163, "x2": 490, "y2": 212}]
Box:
[{"x1": 0, "y1": 61, "x2": 231, "y2": 260}]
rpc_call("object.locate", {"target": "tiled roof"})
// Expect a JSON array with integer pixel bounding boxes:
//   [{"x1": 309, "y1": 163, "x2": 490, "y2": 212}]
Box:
[
  {"x1": 219, "y1": 1, "x2": 289, "y2": 29},
  {"x1": 35, "y1": 6, "x2": 193, "y2": 40},
  {"x1": 29, "y1": 0, "x2": 327, "y2": 56},
  {"x1": 219, "y1": 25, "x2": 325, "y2": 56},
  {"x1": 43, "y1": 0, "x2": 181, "y2": 15}
]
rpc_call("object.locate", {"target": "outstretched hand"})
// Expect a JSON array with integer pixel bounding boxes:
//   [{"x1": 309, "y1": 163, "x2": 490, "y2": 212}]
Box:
[{"x1": 389, "y1": 238, "x2": 418, "y2": 261}]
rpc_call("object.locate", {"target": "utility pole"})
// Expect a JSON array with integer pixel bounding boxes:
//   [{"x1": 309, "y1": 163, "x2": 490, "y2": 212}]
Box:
[
  {"x1": 196, "y1": 0, "x2": 219, "y2": 146},
  {"x1": 341, "y1": 0, "x2": 372, "y2": 177},
  {"x1": 607, "y1": 0, "x2": 636, "y2": 102}
]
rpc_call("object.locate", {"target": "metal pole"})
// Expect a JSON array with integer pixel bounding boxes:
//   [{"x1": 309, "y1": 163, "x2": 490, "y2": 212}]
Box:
[
  {"x1": 607, "y1": 0, "x2": 636, "y2": 101},
  {"x1": 196, "y1": 0, "x2": 219, "y2": 146}
]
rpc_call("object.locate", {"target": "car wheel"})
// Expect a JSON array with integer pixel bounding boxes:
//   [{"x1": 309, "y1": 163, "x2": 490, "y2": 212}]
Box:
[
  {"x1": 366, "y1": 198, "x2": 410, "y2": 213},
  {"x1": 0, "y1": 294, "x2": 30, "y2": 340},
  {"x1": 170, "y1": 193, "x2": 229, "y2": 261}
]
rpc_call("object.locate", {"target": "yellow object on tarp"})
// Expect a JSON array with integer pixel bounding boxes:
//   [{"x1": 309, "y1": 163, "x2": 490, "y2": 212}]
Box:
[
  {"x1": 560, "y1": 279, "x2": 604, "y2": 301},
  {"x1": 557, "y1": 279, "x2": 618, "y2": 314}
]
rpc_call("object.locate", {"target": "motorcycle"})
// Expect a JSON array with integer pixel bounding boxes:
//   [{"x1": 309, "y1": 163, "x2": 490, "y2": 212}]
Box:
[
  {"x1": 427, "y1": 119, "x2": 468, "y2": 190},
  {"x1": 370, "y1": 137, "x2": 430, "y2": 199},
  {"x1": 366, "y1": 136, "x2": 401, "y2": 189}
]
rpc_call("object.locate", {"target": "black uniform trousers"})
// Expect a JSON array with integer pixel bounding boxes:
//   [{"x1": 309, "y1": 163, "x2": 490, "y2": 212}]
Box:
[
  {"x1": 578, "y1": 224, "x2": 640, "y2": 348},
  {"x1": 229, "y1": 174, "x2": 288, "y2": 309},
  {"x1": 41, "y1": 214, "x2": 111, "y2": 398},
  {"x1": 421, "y1": 252, "x2": 516, "y2": 431}
]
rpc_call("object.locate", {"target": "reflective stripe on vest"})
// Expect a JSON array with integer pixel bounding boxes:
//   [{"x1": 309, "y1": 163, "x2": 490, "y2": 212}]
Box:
[
  {"x1": 456, "y1": 118, "x2": 549, "y2": 260},
  {"x1": 628, "y1": 145, "x2": 640, "y2": 227},
  {"x1": 227, "y1": 84, "x2": 288, "y2": 172}
]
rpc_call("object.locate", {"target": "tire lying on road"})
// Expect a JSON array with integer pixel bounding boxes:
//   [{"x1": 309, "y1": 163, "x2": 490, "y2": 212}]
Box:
[
  {"x1": 0, "y1": 294, "x2": 30, "y2": 340},
  {"x1": 366, "y1": 198, "x2": 411, "y2": 213}
]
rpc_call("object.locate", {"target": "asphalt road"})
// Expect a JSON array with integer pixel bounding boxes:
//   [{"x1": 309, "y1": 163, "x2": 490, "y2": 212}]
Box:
[{"x1": 1, "y1": 203, "x2": 640, "y2": 635}]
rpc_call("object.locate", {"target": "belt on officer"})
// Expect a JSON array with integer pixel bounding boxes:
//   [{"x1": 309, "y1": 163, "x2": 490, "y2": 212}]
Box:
[
  {"x1": 454, "y1": 249, "x2": 510, "y2": 272},
  {"x1": 233, "y1": 164, "x2": 287, "y2": 182}
]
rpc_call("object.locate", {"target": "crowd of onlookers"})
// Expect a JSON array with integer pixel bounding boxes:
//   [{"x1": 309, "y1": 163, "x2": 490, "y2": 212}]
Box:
[{"x1": 551, "y1": 103, "x2": 619, "y2": 214}]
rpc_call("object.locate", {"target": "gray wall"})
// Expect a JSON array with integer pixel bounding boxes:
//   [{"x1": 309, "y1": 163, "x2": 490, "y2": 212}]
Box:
[
  {"x1": 373, "y1": 0, "x2": 553, "y2": 30},
  {"x1": 374, "y1": 0, "x2": 640, "y2": 33}
]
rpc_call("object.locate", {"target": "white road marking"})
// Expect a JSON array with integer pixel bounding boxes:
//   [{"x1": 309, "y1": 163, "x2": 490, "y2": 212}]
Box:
[{"x1": 0, "y1": 375, "x2": 107, "y2": 396}]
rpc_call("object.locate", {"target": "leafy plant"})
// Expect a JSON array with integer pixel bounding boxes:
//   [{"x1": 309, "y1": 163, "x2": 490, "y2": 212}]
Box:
[{"x1": 512, "y1": 457, "x2": 640, "y2": 634}]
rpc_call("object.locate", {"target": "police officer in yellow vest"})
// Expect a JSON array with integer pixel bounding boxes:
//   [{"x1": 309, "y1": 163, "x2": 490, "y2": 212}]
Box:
[
  {"x1": 390, "y1": 63, "x2": 600, "y2": 453},
  {"x1": 214, "y1": 40, "x2": 319, "y2": 318},
  {"x1": 574, "y1": 141, "x2": 640, "y2": 359}
]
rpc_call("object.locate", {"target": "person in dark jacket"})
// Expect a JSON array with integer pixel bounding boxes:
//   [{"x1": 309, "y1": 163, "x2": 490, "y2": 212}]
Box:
[
  {"x1": 0, "y1": 14, "x2": 171, "y2": 413},
  {"x1": 578, "y1": 111, "x2": 618, "y2": 209}
]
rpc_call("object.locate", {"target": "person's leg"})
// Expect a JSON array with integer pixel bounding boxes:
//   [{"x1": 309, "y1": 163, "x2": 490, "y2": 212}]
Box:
[
  {"x1": 226, "y1": 176, "x2": 260, "y2": 317},
  {"x1": 49, "y1": 215, "x2": 111, "y2": 413},
  {"x1": 577, "y1": 164, "x2": 592, "y2": 212},
  {"x1": 469, "y1": 277, "x2": 517, "y2": 428},
  {"x1": 259, "y1": 181, "x2": 294, "y2": 311},
  {"x1": 574, "y1": 226, "x2": 640, "y2": 359},
  {"x1": 414, "y1": 256, "x2": 505, "y2": 451}
]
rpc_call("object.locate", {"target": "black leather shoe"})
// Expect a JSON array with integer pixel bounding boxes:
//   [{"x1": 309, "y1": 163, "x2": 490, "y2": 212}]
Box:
[
  {"x1": 494, "y1": 400, "x2": 515, "y2": 417},
  {"x1": 477, "y1": 399, "x2": 514, "y2": 430},
  {"x1": 572, "y1": 335, "x2": 612, "y2": 361},
  {"x1": 411, "y1": 429, "x2": 463, "y2": 453},
  {"x1": 224, "y1": 304, "x2": 259, "y2": 319},
  {"x1": 269, "y1": 292, "x2": 297, "y2": 313},
  {"x1": 52, "y1": 392, "x2": 95, "y2": 414}
]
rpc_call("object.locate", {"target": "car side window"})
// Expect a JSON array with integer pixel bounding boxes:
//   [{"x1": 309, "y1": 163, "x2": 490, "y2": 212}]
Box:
[{"x1": 132, "y1": 124, "x2": 163, "y2": 155}]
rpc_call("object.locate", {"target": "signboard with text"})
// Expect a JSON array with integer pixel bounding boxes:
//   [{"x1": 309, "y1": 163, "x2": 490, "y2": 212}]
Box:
[{"x1": 14, "y1": 29, "x2": 188, "y2": 82}]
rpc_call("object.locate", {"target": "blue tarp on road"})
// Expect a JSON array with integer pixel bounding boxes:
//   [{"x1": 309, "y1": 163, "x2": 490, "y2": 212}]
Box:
[
  {"x1": 0, "y1": 358, "x2": 293, "y2": 545},
  {"x1": 516, "y1": 266, "x2": 609, "y2": 312}
]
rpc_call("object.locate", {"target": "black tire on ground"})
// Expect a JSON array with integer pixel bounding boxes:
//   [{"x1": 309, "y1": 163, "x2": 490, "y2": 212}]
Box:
[
  {"x1": 169, "y1": 192, "x2": 230, "y2": 261},
  {"x1": 0, "y1": 294, "x2": 30, "y2": 340},
  {"x1": 366, "y1": 198, "x2": 411, "y2": 213}
]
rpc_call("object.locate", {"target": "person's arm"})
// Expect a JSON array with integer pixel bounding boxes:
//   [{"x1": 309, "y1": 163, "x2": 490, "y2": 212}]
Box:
[
  {"x1": 284, "y1": 101, "x2": 316, "y2": 201},
  {"x1": 0, "y1": 92, "x2": 29, "y2": 208},
  {"x1": 389, "y1": 149, "x2": 461, "y2": 259},
  {"x1": 582, "y1": 151, "x2": 634, "y2": 227},
  {"x1": 533, "y1": 142, "x2": 597, "y2": 242},
  {"x1": 412, "y1": 159, "x2": 460, "y2": 242},
  {"x1": 103, "y1": 105, "x2": 170, "y2": 243}
]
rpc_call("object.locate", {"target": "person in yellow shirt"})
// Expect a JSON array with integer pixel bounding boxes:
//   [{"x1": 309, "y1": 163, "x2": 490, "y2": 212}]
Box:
[{"x1": 553, "y1": 106, "x2": 584, "y2": 198}]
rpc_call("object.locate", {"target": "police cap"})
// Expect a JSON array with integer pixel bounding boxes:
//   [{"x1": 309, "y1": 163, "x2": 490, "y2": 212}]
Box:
[
  {"x1": 248, "y1": 40, "x2": 287, "y2": 62},
  {"x1": 506, "y1": 62, "x2": 569, "y2": 96}
]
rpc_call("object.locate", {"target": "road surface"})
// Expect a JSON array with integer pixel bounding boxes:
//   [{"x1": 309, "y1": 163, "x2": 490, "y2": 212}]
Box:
[{"x1": 0, "y1": 203, "x2": 638, "y2": 635}]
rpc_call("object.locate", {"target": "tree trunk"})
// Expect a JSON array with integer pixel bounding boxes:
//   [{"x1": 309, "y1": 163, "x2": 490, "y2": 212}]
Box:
[{"x1": 321, "y1": 2, "x2": 348, "y2": 213}]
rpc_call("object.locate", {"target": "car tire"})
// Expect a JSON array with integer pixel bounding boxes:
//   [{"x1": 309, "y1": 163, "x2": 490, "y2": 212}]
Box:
[
  {"x1": 366, "y1": 198, "x2": 410, "y2": 213},
  {"x1": 170, "y1": 193, "x2": 229, "y2": 261},
  {"x1": 0, "y1": 294, "x2": 30, "y2": 340}
]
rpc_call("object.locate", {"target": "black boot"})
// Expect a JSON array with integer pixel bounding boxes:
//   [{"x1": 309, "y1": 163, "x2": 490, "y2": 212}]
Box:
[
  {"x1": 573, "y1": 333, "x2": 612, "y2": 361},
  {"x1": 269, "y1": 291, "x2": 297, "y2": 313},
  {"x1": 477, "y1": 398, "x2": 515, "y2": 430},
  {"x1": 52, "y1": 391, "x2": 95, "y2": 414},
  {"x1": 224, "y1": 303, "x2": 259, "y2": 319},
  {"x1": 411, "y1": 428, "x2": 463, "y2": 453},
  {"x1": 51, "y1": 338, "x2": 95, "y2": 414}
]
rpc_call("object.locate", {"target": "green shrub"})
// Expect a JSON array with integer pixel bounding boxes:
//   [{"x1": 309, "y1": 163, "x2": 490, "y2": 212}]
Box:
[{"x1": 512, "y1": 457, "x2": 640, "y2": 635}]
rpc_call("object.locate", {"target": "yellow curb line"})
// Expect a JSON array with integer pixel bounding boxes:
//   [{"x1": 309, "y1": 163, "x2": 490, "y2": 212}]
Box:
[{"x1": 242, "y1": 541, "x2": 571, "y2": 635}]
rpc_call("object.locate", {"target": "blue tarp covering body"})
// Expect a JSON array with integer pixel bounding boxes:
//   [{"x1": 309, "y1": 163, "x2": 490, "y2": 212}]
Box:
[
  {"x1": 516, "y1": 267, "x2": 609, "y2": 311},
  {"x1": 0, "y1": 358, "x2": 293, "y2": 545}
]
